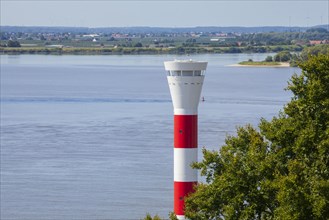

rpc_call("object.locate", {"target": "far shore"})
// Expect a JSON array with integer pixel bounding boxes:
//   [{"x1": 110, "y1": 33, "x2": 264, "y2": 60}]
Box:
[{"x1": 229, "y1": 62, "x2": 290, "y2": 67}]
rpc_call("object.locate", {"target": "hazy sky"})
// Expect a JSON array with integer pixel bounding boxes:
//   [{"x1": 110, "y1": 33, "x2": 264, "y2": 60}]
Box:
[{"x1": 1, "y1": 0, "x2": 328, "y2": 27}]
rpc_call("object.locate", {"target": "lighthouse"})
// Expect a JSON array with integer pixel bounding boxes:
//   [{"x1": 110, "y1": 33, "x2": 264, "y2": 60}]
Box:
[{"x1": 164, "y1": 60, "x2": 208, "y2": 220}]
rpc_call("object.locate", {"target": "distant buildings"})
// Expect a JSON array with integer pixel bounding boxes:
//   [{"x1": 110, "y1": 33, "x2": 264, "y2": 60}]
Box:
[{"x1": 309, "y1": 40, "x2": 329, "y2": 45}]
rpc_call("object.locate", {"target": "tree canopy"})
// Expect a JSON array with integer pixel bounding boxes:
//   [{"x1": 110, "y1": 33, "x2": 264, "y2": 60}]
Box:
[
  {"x1": 300, "y1": 44, "x2": 329, "y2": 61},
  {"x1": 184, "y1": 54, "x2": 329, "y2": 220},
  {"x1": 274, "y1": 51, "x2": 292, "y2": 62}
]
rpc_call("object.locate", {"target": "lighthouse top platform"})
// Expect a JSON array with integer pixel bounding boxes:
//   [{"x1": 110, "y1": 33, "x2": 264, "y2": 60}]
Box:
[
  {"x1": 164, "y1": 60, "x2": 207, "y2": 71},
  {"x1": 164, "y1": 60, "x2": 208, "y2": 115}
]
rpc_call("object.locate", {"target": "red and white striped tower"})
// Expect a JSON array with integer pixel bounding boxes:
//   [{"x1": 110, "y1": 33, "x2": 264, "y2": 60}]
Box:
[{"x1": 164, "y1": 60, "x2": 208, "y2": 220}]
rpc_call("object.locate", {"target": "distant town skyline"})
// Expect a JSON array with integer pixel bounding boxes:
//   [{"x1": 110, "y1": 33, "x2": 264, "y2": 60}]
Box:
[{"x1": 1, "y1": 1, "x2": 328, "y2": 28}]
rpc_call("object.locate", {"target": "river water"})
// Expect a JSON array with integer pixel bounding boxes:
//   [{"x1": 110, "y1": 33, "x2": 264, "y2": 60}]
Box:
[{"x1": 0, "y1": 54, "x2": 298, "y2": 219}]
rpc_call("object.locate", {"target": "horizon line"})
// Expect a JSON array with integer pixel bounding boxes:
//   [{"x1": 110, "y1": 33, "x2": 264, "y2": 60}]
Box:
[{"x1": 1, "y1": 24, "x2": 328, "y2": 29}]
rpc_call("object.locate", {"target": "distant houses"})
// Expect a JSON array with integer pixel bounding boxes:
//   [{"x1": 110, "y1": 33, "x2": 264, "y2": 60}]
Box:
[{"x1": 309, "y1": 40, "x2": 329, "y2": 45}]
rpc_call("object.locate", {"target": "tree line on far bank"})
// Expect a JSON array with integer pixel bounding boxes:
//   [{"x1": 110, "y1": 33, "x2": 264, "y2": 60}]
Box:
[{"x1": 1, "y1": 27, "x2": 329, "y2": 55}]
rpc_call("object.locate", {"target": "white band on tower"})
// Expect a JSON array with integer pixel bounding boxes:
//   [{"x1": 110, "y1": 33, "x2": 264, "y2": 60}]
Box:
[{"x1": 174, "y1": 148, "x2": 198, "y2": 182}]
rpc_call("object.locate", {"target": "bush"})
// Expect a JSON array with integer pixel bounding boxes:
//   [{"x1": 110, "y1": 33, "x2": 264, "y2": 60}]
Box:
[
  {"x1": 274, "y1": 51, "x2": 292, "y2": 62},
  {"x1": 265, "y1": 55, "x2": 273, "y2": 62},
  {"x1": 7, "y1": 40, "x2": 21, "y2": 47},
  {"x1": 134, "y1": 42, "x2": 143, "y2": 47},
  {"x1": 143, "y1": 214, "x2": 162, "y2": 220}
]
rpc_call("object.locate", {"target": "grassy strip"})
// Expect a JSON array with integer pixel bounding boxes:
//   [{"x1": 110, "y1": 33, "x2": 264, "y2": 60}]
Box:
[{"x1": 238, "y1": 61, "x2": 281, "y2": 66}]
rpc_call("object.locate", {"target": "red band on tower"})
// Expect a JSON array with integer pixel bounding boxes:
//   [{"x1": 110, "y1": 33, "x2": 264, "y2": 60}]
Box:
[
  {"x1": 174, "y1": 115, "x2": 198, "y2": 148},
  {"x1": 174, "y1": 181, "x2": 197, "y2": 215}
]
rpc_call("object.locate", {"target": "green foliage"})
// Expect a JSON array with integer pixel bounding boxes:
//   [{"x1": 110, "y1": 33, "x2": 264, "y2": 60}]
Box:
[
  {"x1": 143, "y1": 213, "x2": 162, "y2": 220},
  {"x1": 238, "y1": 61, "x2": 281, "y2": 66},
  {"x1": 262, "y1": 54, "x2": 329, "y2": 219},
  {"x1": 7, "y1": 40, "x2": 21, "y2": 47},
  {"x1": 169, "y1": 212, "x2": 179, "y2": 220},
  {"x1": 274, "y1": 51, "x2": 292, "y2": 62},
  {"x1": 134, "y1": 42, "x2": 143, "y2": 47},
  {"x1": 239, "y1": 32, "x2": 329, "y2": 46},
  {"x1": 289, "y1": 44, "x2": 329, "y2": 67},
  {"x1": 185, "y1": 54, "x2": 329, "y2": 220},
  {"x1": 306, "y1": 28, "x2": 329, "y2": 33},
  {"x1": 143, "y1": 213, "x2": 153, "y2": 220},
  {"x1": 300, "y1": 44, "x2": 329, "y2": 61},
  {"x1": 143, "y1": 212, "x2": 178, "y2": 220},
  {"x1": 265, "y1": 55, "x2": 273, "y2": 62},
  {"x1": 226, "y1": 47, "x2": 242, "y2": 53}
]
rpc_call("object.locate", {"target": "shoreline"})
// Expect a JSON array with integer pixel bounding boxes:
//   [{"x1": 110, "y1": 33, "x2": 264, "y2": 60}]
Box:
[
  {"x1": 228, "y1": 62, "x2": 290, "y2": 67},
  {"x1": 0, "y1": 44, "x2": 304, "y2": 56}
]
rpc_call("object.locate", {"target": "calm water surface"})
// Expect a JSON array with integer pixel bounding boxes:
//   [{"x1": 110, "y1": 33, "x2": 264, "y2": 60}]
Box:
[{"x1": 0, "y1": 54, "x2": 298, "y2": 219}]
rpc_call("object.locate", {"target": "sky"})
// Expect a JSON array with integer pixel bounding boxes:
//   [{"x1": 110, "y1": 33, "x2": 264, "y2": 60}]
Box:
[{"x1": 1, "y1": 0, "x2": 328, "y2": 28}]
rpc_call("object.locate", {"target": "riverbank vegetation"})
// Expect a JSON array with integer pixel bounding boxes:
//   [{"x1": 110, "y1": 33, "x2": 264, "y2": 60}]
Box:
[
  {"x1": 238, "y1": 60, "x2": 282, "y2": 66},
  {"x1": 237, "y1": 44, "x2": 329, "y2": 67}
]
